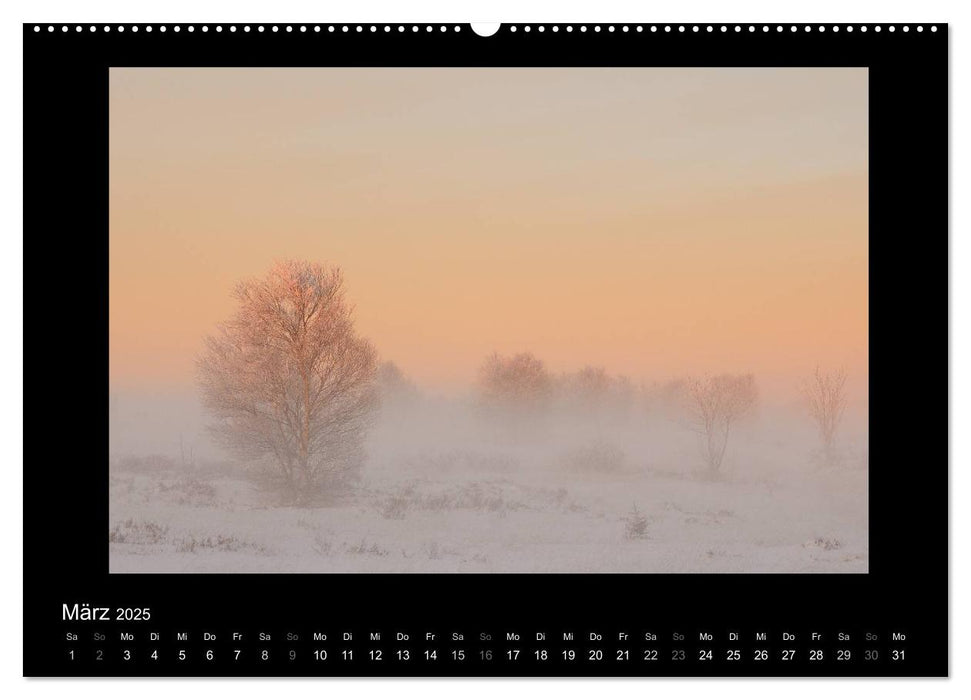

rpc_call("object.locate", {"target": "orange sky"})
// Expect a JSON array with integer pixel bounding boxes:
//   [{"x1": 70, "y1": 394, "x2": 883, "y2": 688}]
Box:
[{"x1": 109, "y1": 68, "x2": 868, "y2": 402}]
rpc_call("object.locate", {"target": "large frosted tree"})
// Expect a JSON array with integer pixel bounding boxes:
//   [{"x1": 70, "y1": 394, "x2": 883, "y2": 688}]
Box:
[{"x1": 198, "y1": 260, "x2": 377, "y2": 495}]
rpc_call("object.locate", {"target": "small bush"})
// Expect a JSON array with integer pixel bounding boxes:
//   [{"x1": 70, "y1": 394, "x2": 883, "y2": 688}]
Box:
[
  {"x1": 346, "y1": 539, "x2": 388, "y2": 556},
  {"x1": 176, "y1": 534, "x2": 266, "y2": 554},
  {"x1": 377, "y1": 481, "x2": 528, "y2": 517},
  {"x1": 623, "y1": 504, "x2": 649, "y2": 540},
  {"x1": 158, "y1": 477, "x2": 217, "y2": 506},
  {"x1": 109, "y1": 519, "x2": 169, "y2": 545},
  {"x1": 422, "y1": 541, "x2": 459, "y2": 560},
  {"x1": 561, "y1": 440, "x2": 626, "y2": 473}
]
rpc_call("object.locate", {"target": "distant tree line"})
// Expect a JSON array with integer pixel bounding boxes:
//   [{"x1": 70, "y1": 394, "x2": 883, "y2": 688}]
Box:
[{"x1": 475, "y1": 351, "x2": 848, "y2": 474}]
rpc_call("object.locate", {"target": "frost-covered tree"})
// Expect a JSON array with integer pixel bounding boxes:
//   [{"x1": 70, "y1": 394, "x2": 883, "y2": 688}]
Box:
[
  {"x1": 478, "y1": 351, "x2": 553, "y2": 411},
  {"x1": 553, "y1": 366, "x2": 636, "y2": 426},
  {"x1": 376, "y1": 361, "x2": 420, "y2": 406},
  {"x1": 802, "y1": 367, "x2": 847, "y2": 465},
  {"x1": 198, "y1": 260, "x2": 377, "y2": 496},
  {"x1": 685, "y1": 373, "x2": 758, "y2": 475},
  {"x1": 477, "y1": 352, "x2": 553, "y2": 439}
]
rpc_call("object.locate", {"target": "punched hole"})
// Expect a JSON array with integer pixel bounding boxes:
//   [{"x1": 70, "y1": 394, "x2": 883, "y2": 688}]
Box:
[{"x1": 471, "y1": 22, "x2": 500, "y2": 37}]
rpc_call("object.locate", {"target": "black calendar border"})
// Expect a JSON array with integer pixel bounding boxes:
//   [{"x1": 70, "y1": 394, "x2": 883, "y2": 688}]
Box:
[{"x1": 23, "y1": 23, "x2": 948, "y2": 677}]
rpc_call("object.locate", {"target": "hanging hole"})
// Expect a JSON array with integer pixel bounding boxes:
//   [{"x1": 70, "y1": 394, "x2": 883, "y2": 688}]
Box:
[{"x1": 471, "y1": 22, "x2": 500, "y2": 37}]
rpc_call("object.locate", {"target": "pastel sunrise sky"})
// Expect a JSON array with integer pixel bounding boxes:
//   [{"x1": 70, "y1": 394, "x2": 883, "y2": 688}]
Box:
[{"x1": 110, "y1": 68, "x2": 868, "y2": 402}]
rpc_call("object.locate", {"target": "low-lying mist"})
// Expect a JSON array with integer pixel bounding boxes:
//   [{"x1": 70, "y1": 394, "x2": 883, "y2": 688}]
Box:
[
  {"x1": 109, "y1": 360, "x2": 867, "y2": 574},
  {"x1": 111, "y1": 361, "x2": 868, "y2": 482}
]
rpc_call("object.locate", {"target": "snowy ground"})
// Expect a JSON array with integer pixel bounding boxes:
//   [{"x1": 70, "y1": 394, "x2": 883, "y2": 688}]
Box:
[{"x1": 109, "y1": 445, "x2": 867, "y2": 574}]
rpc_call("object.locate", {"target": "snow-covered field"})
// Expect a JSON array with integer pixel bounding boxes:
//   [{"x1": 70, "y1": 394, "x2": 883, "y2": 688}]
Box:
[{"x1": 109, "y1": 439, "x2": 867, "y2": 574}]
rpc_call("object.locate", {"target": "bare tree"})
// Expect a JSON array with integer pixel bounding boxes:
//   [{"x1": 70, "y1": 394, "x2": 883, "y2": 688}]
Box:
[
  {"x1": 685, "y1": 373, "x2": 758, "y2": 475},
  {"x1": 557, "y1": 366, "x2": 636, "y2": 422},
  {"x1": 197, "y1": 260, "x2": 377, "y2": 497},
  {"x1": 565, "y1": 366, "x2": 611, "y2": 407},
  {"x1": 375, "y1": 360, "x2": 421, "y2": 410},
  {"x1": 802, "y1": 367, "x2": 847, "y2": 465},
  {"x1": 477, "y1": 352, "x2": 553, "y2": 439},
  {"x1": 478, "y1": 351, "x2": 553, "y2": 411}
]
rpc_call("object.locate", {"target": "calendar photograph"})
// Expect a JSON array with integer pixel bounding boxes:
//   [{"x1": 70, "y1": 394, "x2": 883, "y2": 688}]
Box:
[{"x1": 108, "y1": 66, "x2": 868, "y2": 574}]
